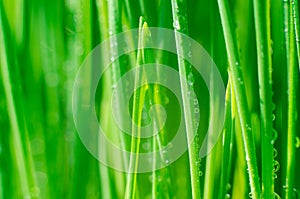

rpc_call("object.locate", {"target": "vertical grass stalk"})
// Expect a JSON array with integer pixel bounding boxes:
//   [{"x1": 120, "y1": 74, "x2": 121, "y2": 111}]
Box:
[
  {"x1": 291, "y1": 0, "x2": 300, "y2": 71},
  {"x1": 252, "y1": 0, "x2": 274, "y2": 197},
  {"x1": 218, "y1": 79, "x2": 233, "y2": 199},
  {"x1": 217, "y1": 0, "x2": 261, "y2": 198},
  {"x1": 171, "y1": 0, "x2": 201, "y2": 198},
  {"x1": 283, "y1": 0, "x2": 298, "y2": 198}
]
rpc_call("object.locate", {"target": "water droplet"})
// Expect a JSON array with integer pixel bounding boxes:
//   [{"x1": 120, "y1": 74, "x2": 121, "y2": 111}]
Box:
[
  {"x1": 187, "y1": 91, "x2": 191, "y2": 98},
  {"x1": 194, "y1": 97, "x2": 198, "y2": 105},
  {"x1": 163, "y1": 95, "x2": 170, "y2": 105},
  {"x1": 108, "y1": 30, "x2": 113, "y2": 36},
  {"x1": 274, "y1": 192, "x2": 281, "y2": 199},
  {"x1": 295, "y1": 137, "x2": 300, "y2": 148},
  {"x1": 173, "y1": 20, "x2": 180, "y2": 30},
  {"x1": 272, "y1": 114, "x2": 276, "y2": 121},
  {"x1": 112, "y1": 84, "x2": 117, "y2": 90},
  {"x1": 249, "y1": 192, "x2": 253, "y2": 198},
  {"x1": 273, "y1": 173, "x2": 278, "y2": 179},
  {"x1": 271, "y1": 129, "x2": 278, "y2": 144},
  {"x1": 245, "y1": 124, "x2": 252, "y2": 131},
  {"x1": 293, "y1": 188, "x2": 300, "y2": 199},
  {"x1": 273, "y1": 160, "x2": 280, "y2": 172},
  {"x1": 187, "y1": 73, "x2": 195, "y2": 86},
  {"x1": 273, "y1": 148, "x2": 278, "y2": 158},
  {"x1": 226, "y1": 183, "x2": 232, "y2": 191},
  {"x1": 198, "y1": 171, "x2": 203, "y2": 176},
  {"x1": 165, "y1": 159, "x2": 170, "y2": 164},
  {"x1": 157, "y1": 175, "x2": 162, "y2": 182},
  {"x1": 272, "y1": 103, "x2": 276, "y2": 111},
  {"x1": 225, "y1": 194, "x2": 231, "y2": 199},
  {"x1": 235, "y1": 62, "x2": 239, "y2": 66},
  {"x1": 237, "y1": 77, "x2": 244, "y2": 85},
  {"x1": 194, "y1": 108, "x2": 199, "y2": 114},
  {"x1": 188, "y1": 52, "x2": 192, "y2": 58}
]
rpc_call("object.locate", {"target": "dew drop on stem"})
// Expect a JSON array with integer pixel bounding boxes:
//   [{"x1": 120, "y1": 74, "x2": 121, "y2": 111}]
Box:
[
  {"x1": 187, "y1": 73, "x2": 195, "y2": 86},
  {"x1": 272, "y1": 114, "x2": 276, "y2": 121},
  {"x1": 198, "y1": 171, "x2": 203, "y2": 177},
  {"x1": 226, "y1": 183, "x2": 232, "y2": 191},
  {"x1": 173, "y1": 20, "x2": 180, "y2": 30},
  {"x1": 293, "y1": 188, "x2": 300, "y2": 199},
  {"x1": 273, "y1": 148, "x2": 278, "y2": 158},
  {"x1": 272, "y1": 103, "x2": 276, "y2": 111},
  {"x1": 271, "y1": 129, "x2": 278, "y2": 144},
  {"x1": 295, "y1": 137, "x2": 300, "y2": 148},
  {"x1": 273, "y1": 160, "x2": 280, "y2": 172},
  {"x1": 274, "y1": 192, "x2": 281, "y2": 199},
  {"x1": 249, "y1": 192, "x2": 253, "y2": 198}
]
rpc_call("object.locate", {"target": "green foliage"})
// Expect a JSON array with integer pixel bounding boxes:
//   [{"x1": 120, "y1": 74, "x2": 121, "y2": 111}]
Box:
[{"x1": 0, "y1": 0, "x2": 299, "y2": 198}]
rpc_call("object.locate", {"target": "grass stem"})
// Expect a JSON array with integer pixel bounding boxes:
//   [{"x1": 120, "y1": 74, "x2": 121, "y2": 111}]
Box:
[
  {"x1": 252, "y1": 0, "x2": 274, "y2": 197},
  {"x1": 217, "y1": 0, "x2": 261, "y2": 198}
]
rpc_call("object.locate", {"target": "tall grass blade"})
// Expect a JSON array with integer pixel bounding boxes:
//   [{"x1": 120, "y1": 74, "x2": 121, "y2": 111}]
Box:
[
  {"x1": 252, "y1": 0, "x2": 274, "y2": 197},
  {"x1": 171, "y1": 0, "x2": 201, "y2": 198},
  {"x1": 292, "y1": 0, "x2": 300, "y2": 71},
  {"x1": 217, "y1": 0, "x2": 261, "y2": 198},
  {"x1": 283, "y1": 0, "x2": 298, "y2": 198}
]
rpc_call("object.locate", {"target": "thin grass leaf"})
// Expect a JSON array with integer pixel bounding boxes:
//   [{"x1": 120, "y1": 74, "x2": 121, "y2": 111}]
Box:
[
  {"x1": 291, "y1": 0, "x2": 300, "y2": 71},
  {"x1": 107, "y1": 0, "x2": 129, "y2": 178},
  {"x1": 283, "y1": 0, "x2": 298, "y2": 198},
  {"x1": 171, "y1": 0, "x2": 201, "y2": 198},
  {"x1": 252, "y1": 0, "x2": 274, "y2": 197},
  {"x1": 125, "y1": 18, "x2": 150, "y2": 199},
  {"x1": 0, "y1": 3, "x2": 38, "y2": 198},
  {"x1": 217, "y1": 0, "x2": 261, "y2": 198},
  {"x1": 218, "y1": 79, "x2": 233, "y2": 199}
]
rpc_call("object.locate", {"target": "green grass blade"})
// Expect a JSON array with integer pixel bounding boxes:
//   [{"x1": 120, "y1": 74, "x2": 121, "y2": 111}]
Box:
[
  {"x1": 252, "y1": 0, "x2": 274, "y2": 197},
  {"x1": 107, "y1": 0, "x2": 130, "y2": 176},
  {"x1": 292, "y1": 0, "x2": 300, "y2": 71},
  {"x1": 217, "y1": 0, "x2": 261, "y2": 198},
  {"x1": 283, "y1": 1, "x2": 298, "y2": 198},
  {"x1": 171, "y1": 0, "x2": 201, "y2": 198},
  {"x1": 0, "y1": 4, "x2": 38, "y2": 198},
  {"x1": 125, "y1": 18, "x2": 149, "y2": 199},
  {"x1": 218, "y1": 79, "x2": 233, "y2": 199}
]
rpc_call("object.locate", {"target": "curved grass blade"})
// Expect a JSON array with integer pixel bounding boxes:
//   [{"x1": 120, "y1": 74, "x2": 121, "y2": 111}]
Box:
[{"x1": 125, "y1": 18, "x2": 150, "y2": 199}]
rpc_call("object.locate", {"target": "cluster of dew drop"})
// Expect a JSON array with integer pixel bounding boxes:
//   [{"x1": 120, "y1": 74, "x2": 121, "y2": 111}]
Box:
[{"x1": 271, "y1": 103, "x2": 281, "y2": 198}]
